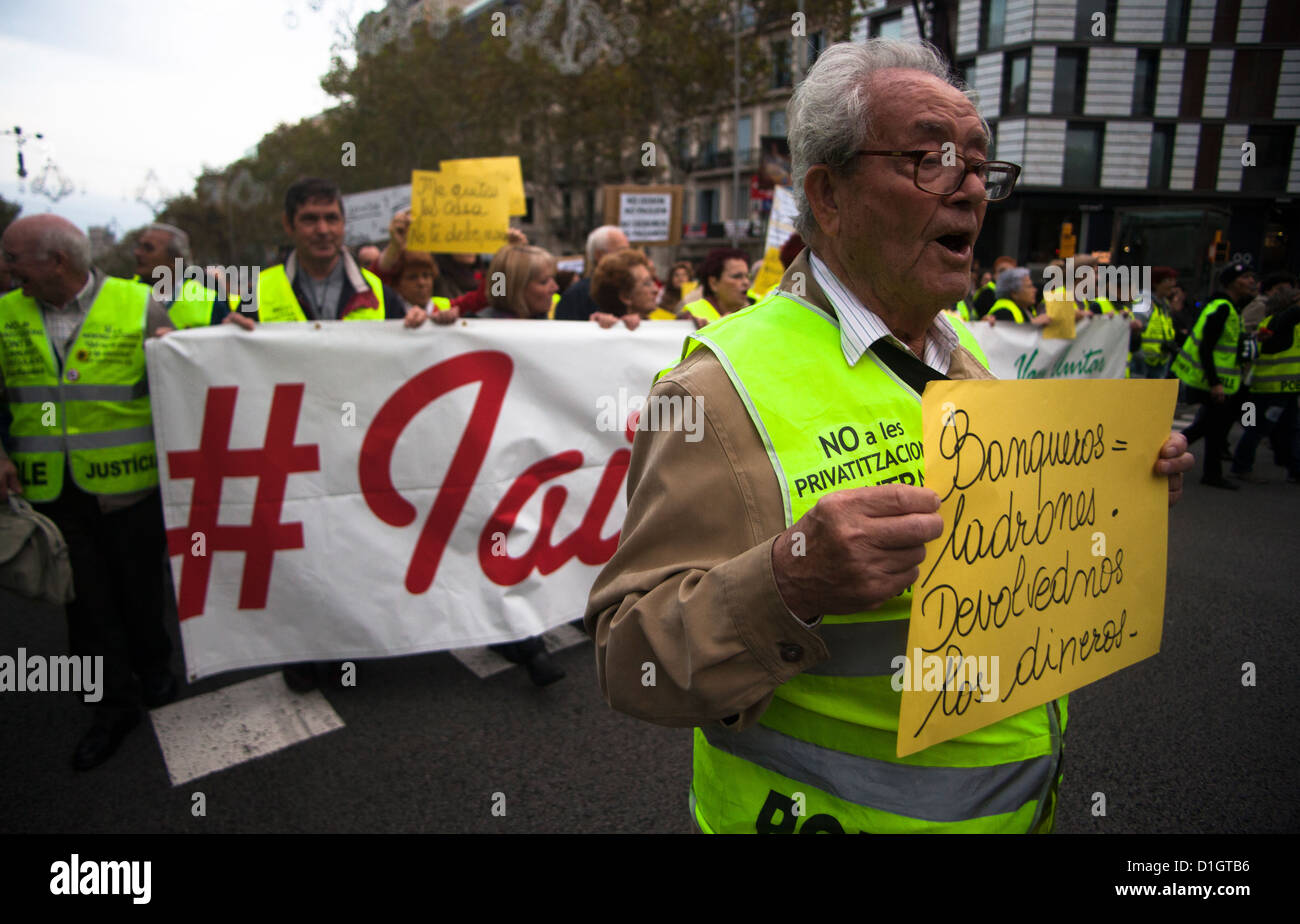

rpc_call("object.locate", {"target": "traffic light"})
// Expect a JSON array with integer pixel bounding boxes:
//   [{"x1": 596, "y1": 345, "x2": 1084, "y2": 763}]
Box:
[
  {"x1": 1211, "y1": 230, "x2": 1228, "y2": 263},
  {"x1": 1059, "y1": 222, "x2": 1076, "y2": 259}
]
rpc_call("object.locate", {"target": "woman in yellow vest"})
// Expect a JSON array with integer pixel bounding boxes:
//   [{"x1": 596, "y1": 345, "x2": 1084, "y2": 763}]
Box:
[
  {"x1": 984, "y1": 267, "x2": 1050, "y2": 327},
  {"x1": 391, "y1": 249, "x2": 456, "y2": 323},
  {"x1": 589, "y1": 249, "x2": 667, "y2": 328},
  {"x1": 682, "y1": 248, "x2": 752, "y2": 323}
]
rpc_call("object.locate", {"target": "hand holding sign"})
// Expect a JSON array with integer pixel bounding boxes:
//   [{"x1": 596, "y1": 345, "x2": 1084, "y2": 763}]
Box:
[
  {"x1": 772, "y1": 484, "x2": 944, "y2": 624},
  {"x1": 897, "y1": 378, "x2": 1179, "y2": 756}
]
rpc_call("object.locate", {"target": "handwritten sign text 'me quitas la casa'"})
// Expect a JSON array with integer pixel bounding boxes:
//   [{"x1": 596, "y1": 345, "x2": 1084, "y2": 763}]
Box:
[{"x1": 898, "y1": 378, "x2": 1178, "y2": 757}]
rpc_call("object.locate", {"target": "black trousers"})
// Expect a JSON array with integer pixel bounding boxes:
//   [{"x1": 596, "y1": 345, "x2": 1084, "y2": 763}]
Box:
[
  {"x1": 1181, "y1": 387, "x2": 1239, "y2": 482},
  {"x1": 35, "y1": 476, "x2": 172, "y2": 719}
]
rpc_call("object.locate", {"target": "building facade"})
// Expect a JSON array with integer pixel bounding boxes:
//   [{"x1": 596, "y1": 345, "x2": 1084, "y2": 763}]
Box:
[{"x1": 884, "y1": 0, "x2": 1300, "y2": 285}]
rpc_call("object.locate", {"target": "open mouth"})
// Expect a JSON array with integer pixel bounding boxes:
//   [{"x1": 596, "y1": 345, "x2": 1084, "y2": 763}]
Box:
[{"x1": 934, "y1": 233, "x2": 971, "y2": 254}]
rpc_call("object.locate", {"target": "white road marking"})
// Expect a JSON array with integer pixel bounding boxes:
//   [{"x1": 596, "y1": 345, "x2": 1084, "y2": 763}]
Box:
[
  {"x1": 450, "y1": 623, "x2": 589, "y2": 679},
  {"x1": 150, "y1": 672, "x2": 344, "y2": 786}
]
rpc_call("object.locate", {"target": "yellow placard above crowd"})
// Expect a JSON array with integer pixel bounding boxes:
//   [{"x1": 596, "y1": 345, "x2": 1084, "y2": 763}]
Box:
[
  {"x1": 407, "y1": 156, "x2": 525, "y2": 253},
  {"x1": 897, "y1": 378, "x2": 1178, "y2": 757}
]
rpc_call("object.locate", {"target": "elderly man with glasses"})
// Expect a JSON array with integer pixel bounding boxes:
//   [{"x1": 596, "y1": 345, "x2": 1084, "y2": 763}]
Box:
[{"x1": 584, "y1": 39, "x2": 1193, "y2": 834}]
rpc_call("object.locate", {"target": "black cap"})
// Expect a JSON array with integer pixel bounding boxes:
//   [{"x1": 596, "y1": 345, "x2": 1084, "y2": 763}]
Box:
[{"x1": 1218, "y1": 263, "x2": 1254, "y2": 288}]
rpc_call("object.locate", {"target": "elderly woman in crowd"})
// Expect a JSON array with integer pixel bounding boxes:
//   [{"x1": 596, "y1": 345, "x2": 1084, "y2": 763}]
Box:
[
  {"x1": 985, "y1": 266, "x2": 1050, "y2": 326},
  {"x1": 589, "y1": 250, "x2": 673, "y2": 329}
]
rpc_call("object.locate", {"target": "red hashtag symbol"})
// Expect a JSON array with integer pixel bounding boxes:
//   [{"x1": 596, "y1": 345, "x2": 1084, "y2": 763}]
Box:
[{"x1": 166, "y1": 384, "x2": 320, "y2": 619}]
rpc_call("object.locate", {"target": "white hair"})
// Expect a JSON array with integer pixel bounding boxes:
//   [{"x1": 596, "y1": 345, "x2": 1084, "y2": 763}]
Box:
[
  {"x1": 147, "y1": 222, "x2": 191, "y2": 261},
  {"x1": 35, "y1": 222, "x2": 92, "y2": 275},
  {"x1": 996, "y1": 266, "x2": 1030, "y2": 298},
  {"x1": 787, "y1": 39, "x2": 983, "y2": 240},
  {"x1": 585, "y1": 225, "x2": 626, "y2": 275}
]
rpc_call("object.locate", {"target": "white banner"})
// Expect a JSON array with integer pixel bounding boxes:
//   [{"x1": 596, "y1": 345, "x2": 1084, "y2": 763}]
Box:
[
  {"x1": 146, "y1": 321, "x2": 690, "y2": 680},
  {"x1": 341, "y1": 184, "x2": 412, "y2": 246},
  {"x1": 765, "y1": 185, "x2": 798, "y2": 253},
  {"x1": 146, "y1": 314, "x2": 1128, "y2": 681},
  {"x1": 965, "y1": 314, "x2": 1131, "y2": 380}
]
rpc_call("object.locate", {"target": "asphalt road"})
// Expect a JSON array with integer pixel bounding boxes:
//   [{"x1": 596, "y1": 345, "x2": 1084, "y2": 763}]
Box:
[{"x1": 2, "y1": 451, "x2": 1297, "y2": 835}]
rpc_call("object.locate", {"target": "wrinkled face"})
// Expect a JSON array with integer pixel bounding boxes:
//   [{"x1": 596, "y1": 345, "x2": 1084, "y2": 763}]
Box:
[
  {"x1": 284, "y1": 196, "x2": 343, "y2": 264},
  {"x1": 524, "y1": 263, "x2": 558, "y2": 317},
  {"x1": 711, "y1": 258, "x2": 750, "y2": 311},
  {"x1": 828, "y1": 69, "x2": 990, "y2": 310},
  {"x1": 1014, "y1": 275, "x2": 1037, "y2": 307},
  {"x1": 1, "y1": 229, "x2": 61, "y2": 303},
  {"x1": 133, "y1": 229, "x2": 173, "y2": 278},
  {"x1": 622, "y1": 263, "x2": 658, "y2": 314},
  {"x1": 397, "y1": 265, "x2": 435, "y2": 307}
]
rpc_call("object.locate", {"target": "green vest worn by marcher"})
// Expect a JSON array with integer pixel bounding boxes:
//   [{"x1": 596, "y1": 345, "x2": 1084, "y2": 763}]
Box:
[
  {"x1": 133, "y1": 272, "x2": 223, "y2": 329},
  {"x1": 1172, "y1": 299, "x2": 1242, "y2": 394},
  {"x1": 1252, "y1": 314, "x2": 1300, "y2": 394},
  {"x1": 683, "y1": 298, "x2": 721, "y2": 322},
  {"x1": 1139, "y1": 303, "x2": 1178, "y2": 365},
  {"x1": 256, "y1": 263, "x2": 386, "y2": 323},
  {"x1": 954, "y1": 299, "x2": 972, "y2": 321},
  {"x1": 988, "y1": 298, "x2": 1027, "y2": 323},
  {"x1": 0, "y1": 277, "x2": 157, "y2": 502},
  {"x1": 674, "y1": 292, "x2": 1065, "y2": 834}
]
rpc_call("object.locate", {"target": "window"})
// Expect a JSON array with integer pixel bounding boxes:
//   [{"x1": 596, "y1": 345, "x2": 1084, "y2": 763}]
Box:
[
  {"x1": 1242, "y1": 125, "x2": 1295, "y2": 195},
  {"x1": 1064, "y1": 123, "x2": 1103, "y2": 187},
  {"x1": 871, "y1": 12, "x2": 903, "y2": 40},
  {"x1": 701, "y1": 123, "x2": 719, "y2": 159},
  {"x1": 737, "y1": 115, "x2": 753, "y2": 158},
  {"x1": 980, "y1": 0, "x2": 1006, "y2": 51},
  {"x1": 1148, "y1": 124, "x2": 1175, "y2": 188},
  {"x1": 1163, "y1": 0, "x2": 1190, "y2": 43},
  {"x1": 1075, "y1": 0, "x2": 1117, "y2": 41},
  {"x1": 1228, "y1": 51, "x2": 1283, "y2": 120},
  {"x1": 697, "y1": 189, "x2": 718, "y2": 224},
  {"x1": 807, "y1": 31, "x2": 824, "y2": 67},
  {"x1": 1053, "y1": 49, "x2": 1088, "y2": 116},
  {"x1": 772, "y1": 39, "x2": 792, "y2": 89},
  {"x1": 1002, "y1": 50, "x2": 1029, "y2": 117},
  {"x1": 1133, "y1": 50, "x2": 1160, "y2": 117},
  {"x1": 768, "y1": 109, "x2": 787, "y2": 137}
]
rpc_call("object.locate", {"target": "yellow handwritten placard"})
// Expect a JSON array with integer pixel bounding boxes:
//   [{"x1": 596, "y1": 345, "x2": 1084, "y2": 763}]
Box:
[
  {"x1": 407, "y1": 168, "x2": 510, "y2": 254},
  {"x1": 750, "y1": 246, "x2": 785, "y2": 297},
  {"x1": 898, "y1": 378, "x2": 1178, "y2": 757},
  {"x1": 439, "y1": 156, "x2": 526, "y2": 216}
]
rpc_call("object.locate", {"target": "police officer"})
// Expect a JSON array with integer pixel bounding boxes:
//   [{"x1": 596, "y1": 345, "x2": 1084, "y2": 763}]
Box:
[
  {"x1": 0, "y1": 214, "x2": 177, "y2": 769},
  {"x1": 1172, "y1": 263, "x2": 1260, "y2": 489}
]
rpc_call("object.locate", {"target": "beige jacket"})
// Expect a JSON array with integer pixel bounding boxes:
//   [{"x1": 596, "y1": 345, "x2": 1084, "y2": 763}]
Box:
[{"x1": 584, "y1": 250, "x2": 993, "y2": 732}]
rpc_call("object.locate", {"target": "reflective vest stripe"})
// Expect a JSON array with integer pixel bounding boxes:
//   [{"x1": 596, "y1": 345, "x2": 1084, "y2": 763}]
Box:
[
  {"x1": 11, "y1": 425, "x2": 155, "y2": 453},
  {"x1": 801, "y1": 619, "x2": 910, "y2": 677},
  {"x1": 6, "y1": 381, "x2": 150, "y2": 403},
  {"x1": 1252, "y1": 313, "x2": 1300, "y2": 393},
  {"x1": 699, "y1": 723, "x2": 1056, "y2": 823}
]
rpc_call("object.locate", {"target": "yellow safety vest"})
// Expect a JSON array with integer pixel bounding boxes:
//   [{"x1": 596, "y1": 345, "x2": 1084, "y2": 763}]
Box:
[
  {"x1": 682, "y1": 298, "x2": 721, "y2": 322},
  {"x1": 672, "y1": 292, "x2": 1064, "y2": 834},
  {"x1": 133, "y1": 272, "x2": 223, "y2": 329},
  {"x1": 1172, "y1": 299, "x2": 1242, "y2": 394},
  {"x1": 1252, "y1": 314, "x2": 1300, "y2": 394},
  {"x1": 987, "y1": 298, "x2": 1027, "y2": 323},
  {"x1": 256, "y1": 263, "x2": 385, "y2": 323},
  {"x1": 1139, "y1": 304, "x2": 1177, "y2": 365},
  {"x1": 0, "y1": 277, "x2": 157, "y2": 502}
]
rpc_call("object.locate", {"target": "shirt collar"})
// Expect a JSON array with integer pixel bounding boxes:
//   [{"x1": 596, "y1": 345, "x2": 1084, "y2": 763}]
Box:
[{"x1": 808, "y1": 252, "x2": 959, "y2": 374}]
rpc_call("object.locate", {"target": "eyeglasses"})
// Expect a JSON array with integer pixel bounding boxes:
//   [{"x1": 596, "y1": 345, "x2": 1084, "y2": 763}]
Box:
[{"x1": 850, "y1": 149, "x2": 1022, "y2": 201}]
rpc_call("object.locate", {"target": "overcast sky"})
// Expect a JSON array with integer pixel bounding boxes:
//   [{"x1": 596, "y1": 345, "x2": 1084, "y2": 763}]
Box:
[{"x1": 1, "y1": 0, "x2": 385, "y2": 234}]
